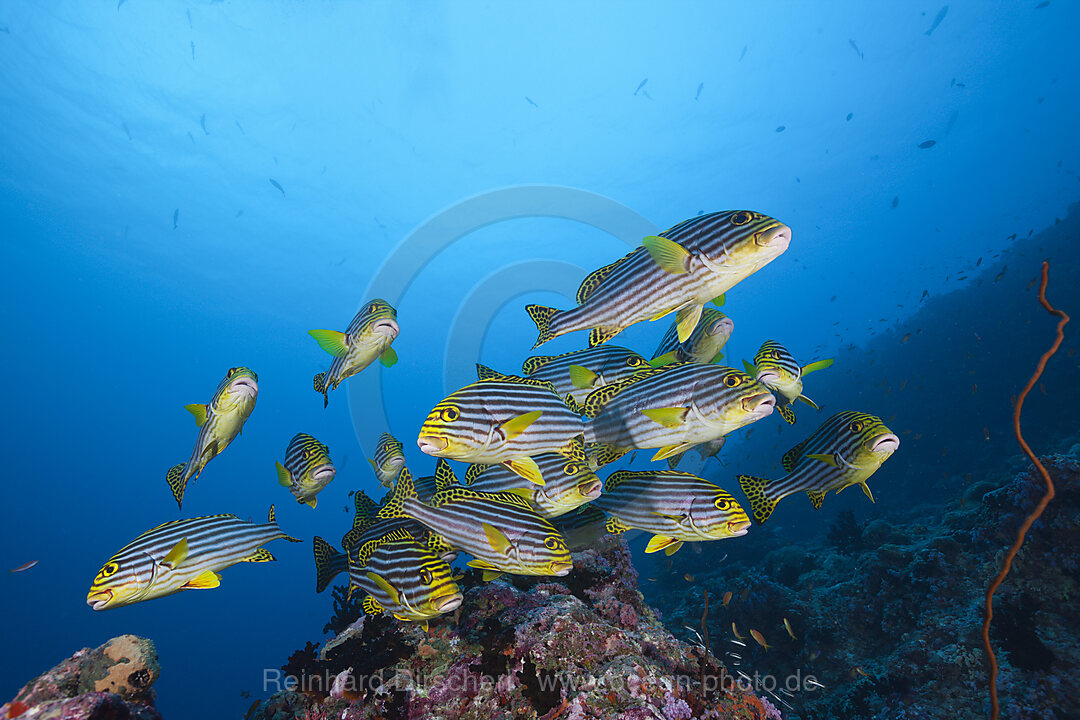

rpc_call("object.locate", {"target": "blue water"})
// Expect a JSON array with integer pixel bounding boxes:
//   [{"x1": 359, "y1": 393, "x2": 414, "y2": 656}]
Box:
[{"x1": 2, "y1": 2, "x2": 1078, "y2": 717}]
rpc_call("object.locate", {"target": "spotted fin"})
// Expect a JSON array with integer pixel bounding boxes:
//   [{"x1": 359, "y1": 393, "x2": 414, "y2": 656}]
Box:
[
  {"x1": 463, "y1": 463, "x2": 487, "y2": 485},
  {"x1": 308, "y1": 329, "x2": 349, "y2": 357},
  {"x1": 807, "y1": 490, "x2": 826, "y2": 510},
  {"x1": 738, "y1": 474, "x2": 778, "y2": 525},
  {"x1": 781, "y1": 438, "x2": 811, "y2": 472},
  {"x1": 588, "y1": 327, "x2": 620, "y2": 347},
  {"x1": 185, "y1": 404, "x2": 209, "y2": 427},
  {"x1": 378, "y1": 467, "x2": 417, "y2": 519},
  {"x1": 526, "y1": 305, "x2": 559, "y2": 348},
  {"x1": 362, "y1": 595, "x2": 384, "y2": 616},
  {"x1": 183, "y1": 569, "x2": 221, "y2": 590},
  {"x1": 777, "y1": 404, "x2": 797, "y2": 424},
  {"x1": 505, "y1": 456, "x2": 544, "y2": 486},
  {"x1": 275, "y1": 462, "x2": 292, "y2": 487},
  {"x1": 586, "y1": 443, "x2": 630, "y2": 469},
  {"x1": 642, "y1": 235, "x2": 690, "y2": 274},
  {"x1": 243, "y1": 548, "x2": 276, "y2": 563},
  {"x1": 675, "y1": 303, "x2": 703, "y2": 343},
  {"x1": 434, "y1": 458, "x2": 457, "y2": 491},
  {"x1": 605, "y1": 516, "x2": 630, "y2": 534},
  {"x1": 312, "y1": 536, "x2": 346, "y2": 593},
  {"x1": 576, "y1": 254, "x2": 630, "y2": 304},
  {"x1": 166, "y1": 463, "x2": 188, "y2": 511},
  {"x1": 644, "y1": 535, "x2": 681, "y2": 554},
  {"x1": 568, "y1": 364, "x2": 598, "y2": 390},
  {"x1": 313, "y1": 372, "x2": 329, "y2": 407}
]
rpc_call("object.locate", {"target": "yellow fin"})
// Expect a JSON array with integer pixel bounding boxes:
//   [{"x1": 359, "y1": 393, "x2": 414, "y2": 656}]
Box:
[
  {"x1": 505, "y1": 456, "x2": 545, "y2": 486},
  {"x1": 308, "y1": 329, "x2": 349, "y2": 357},
  {"x1": 675, "y1": 303, "x2": 703, "y2": 343},
  {"x1": 712, "y1": 294, "x2": 725, "y2": 308},
  {"x1": 644, "y1": 535, "x2": 680, "y2": 554},
  {"x1": 500, "y1": 410, "x2": 542, "y2": 441},
  {"x1": 243, "y1": 548, "x2": 276, "y2": 563},
  {"x1": 588, "y1": 327, "x2": 619, "y2": 347},
  {"x1": 275, "y1": 462, "x2": 292, "y2": 487},
  {"x1": 664, "y1": 541, "x2": 684, "y2": 556},
  {"x1": 642, "y1": 235, "x2": 690, "y2": 274},
  {"x1": 482, "y1": 570, "x2": 504, "y2": 582},
  {"x1": 859, "y1": 481, "x2": 875, "y2": 503},
  {"x1": 482, "y1": 521, "x2": 512, "y2": 556},
  {"x1": 467, "y1": 558, "x2": 500, "y2": 570},
  {"x1": 738, "y1": 474, "x2": 778, "y2": 524},
  {"x1": 161, "y1": 538, "x2": 189, "y2": 570},
  {"x1": 567, "y1": 365, "x2": 598, "y2": 390},
  {"x1": 649, "y1": 351, "x2": 678, "y2": 368},
  {"x1": 806, "y1": 453, "x2": 839, "y2": 467},
  {"x1": 801, "y1": 358, "x2": 834, "y2": 375},
  {"x1": 379, "y1": 346, "x2": 398, "y2": 367},
  {"x1": 777, "y1": 404, "x2": 797, "y2": 424},
  {"x1": 709, "y1": 351, "x2": 724, "y2": 364},
  {"x1": 605, "y1": 516, "x2": 630, "y2": 534},
  {"x1": 362, "y1": 595, "x2": 384, "y2": 615},
  {"x1": 183, "y1": 569, "x2": 221, "y2": 590},
  {"x1": 366, "y1": 571, "x2": 400, "y2": 605},
  {"x1": 652, "y1": 443, "x2": 692, "y2": 461},
  {"x1": 302, "y1": 496, "x2": 317, "y2": 508},
  {"x1": 506, "y1": 487, "x2": 535, "y2": 500},
  {"x1": 642, "y1": 407, "x2": 688, "y2": 429},
  {"x1": 807, "y1": 489, "x2": 826, "y2": 509},
  {"x1": 796, "y1": 394, "x2": 819, "y2": 409},
  {"x1": 184, "y1": 404, "x2": 208, "y2": 427},
  {"x1": 742, "y1": 359, "x2": 757, "y2": 376}
]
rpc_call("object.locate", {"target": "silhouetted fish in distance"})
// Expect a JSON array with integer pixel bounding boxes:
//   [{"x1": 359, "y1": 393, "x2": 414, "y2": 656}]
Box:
[
  {"x1": 525, "y1": 96, "x2": 538, "y2": 108},
  {"x1": 172, "y1": 209, "x2": 179, "y2": 230},
  {"x1": 695, "y1": 83, "x2": 703, "y2": 100},
  {"x1": 200, "y1": 114, "x2": 208, "y2": 135},
  {"x1": 925, "y1": 5, "x2": 949, "y2": 35},
  {"x1": 269, "y1": 178, "x2": 285, "y2": 197},
  {"x1": 634, "y1": 78, "x2": 648, "y2": 95},
  {"x1": 849, "y1": 39, "x2": 864, "y2": 59}
]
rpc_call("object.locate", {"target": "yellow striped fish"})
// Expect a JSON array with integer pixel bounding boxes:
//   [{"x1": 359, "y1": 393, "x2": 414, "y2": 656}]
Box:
[
  {"x1": 737, "y1": 411, "x2": 899, "y2": 524},
  {"x1": 743, "y1": 340, "x2": 833, "y2": 424},
  {"x1": 275, "y1": 433, "x2": 335, "y2": 508},
  {"x1": 526, "y1": 210, "x2": 790, "y2": 348},
  {"x1": 461, "y1": 443, "x2": 601, "y2": 518},
  {"x1": 166, "y1": 367, "x2": 259, "y2": 510},
  {"x1": 87, "y1": 506, "x2": 300, "y2": 610},
  {"x1": 310, "y1": 299, "x2": 399, "y2": 407},
  {"x1": 522, "y1": 345, "x2": 651, "y2": 404},
  {"x1": 381, "y1": 467, "x2": 573, "y2": 580},
  {"x1": 582, "y1": 363, "x2": 775, "y2": 462},
  {"x1": 595, "y1": 470, "x2": 750, "y2": 555},
  {"x1": 650, "y1": 308, "x2": 734, "y2": 367},
  {"x1": 368, "y1": 432, "x2": 405, "y2": 488},
  {"x1": 416, "y1": 365, "x2": 585, "y2": 486}
]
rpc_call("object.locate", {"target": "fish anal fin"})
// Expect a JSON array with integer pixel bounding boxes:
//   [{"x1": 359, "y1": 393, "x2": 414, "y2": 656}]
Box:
[
  {"x1": 243, "y1": 548, "x2": 276, "y2": 563},
  {"x1": 644, "y1": 535, "x2": 680, "y2": 554},
  {"x1": 807, "y1": 489, "x2": 826, "y2": 510},
  {"x1": 362, "y1": 596, "x2": 384, "y2": 616},
  {"x1": 588, "y1": 327, "x2": 620, "y2": 347}
]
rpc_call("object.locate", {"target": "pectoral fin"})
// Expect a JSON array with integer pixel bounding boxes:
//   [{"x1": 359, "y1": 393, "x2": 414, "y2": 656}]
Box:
[
  {"x1": 709, "y1": 351, "x2": 725, "y2": 364},
  {"x1": 644, "y1": 535, "x2": 681, "y2": 554},
  {"x1": 742, "y1": 359, "x2": 757, "y2": 376},
  {"x1": 505, "y1": 456, "x2": 545, "y2": 486},
  {"x1": 481, "y1": 571, "x2": 504, "y2": 582},
  {"x1": 302, "y1": 497, "x2": 317, "y2": 508},
  {"x1": 649, "y1": 351, "x2": 678, "y2": 368},
  {"x1": 308, "y1": 329, "x2": 349, "y2": 357},
  {"x1": 500, "y1": 410, "x2": 542, "y2": 440},
  {"x1": 796, "y1": 395, "x2": 819, "y2": 410},
  {"x1": 276, "y1": 462, "x2": 292, "y2": 487},
  {"x1": 712, "y1": 294, "x2": 725, "y2": 308},
  {"x1": 467, "y1": 558, "x2": 501, "y2": 570},
  {"x1": 801, "y1": 359, "x2": 834, "y2": 375},
  {"x1": 379, "y1": 347, "x2": 398, "y2": 367},
  {"x1": 568, "y1": 365, "x2": 598, "y2": 390},
  {"x1": 652, "y1": 443, "x2": 693, "y2": 461},
  {"x1": 642, "y1": 407, "x2": 688, "y2": 428},
  {"x1": 675, "y1": 303, "x2": 703, "y2": 343},
  {"x1": 806, "y1": 453, "x2": 839, "y2": 467},
  {"x1": 482, "y1": 522, "x2": 513, "y2": 556},
  {"x1": 185, "y1": 404, "x2": 209, "y2": 427},
  {"x1": 366, "y1": 571, "x2": 401, "y2": 605},
  {"x1": 161, "y1": 538, "x2": 189, "y2": 571},
  {"x1": 183, "y1": 569, "x2": 221, "y2": 590},
  {"x1": 642, "y1": 235, "x2": 691, "y2": 274}
]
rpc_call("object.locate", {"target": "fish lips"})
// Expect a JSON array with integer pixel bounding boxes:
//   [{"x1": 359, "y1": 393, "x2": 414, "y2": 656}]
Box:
[
  {"x1": 86, "y1": 589, "x2": 113, "y2": 611},
  {"x1": 727, "y1": 519, "x2": 751, "y2": 536},
  {"x1": 229, "y1": 377, "x2": 259, "y2": 398},
  {"x1": 548, "y1": 561, "x2": 573, "y2": 576},
  {"x1": 371, "y1": 318, "x2": 400, "y2": 340},
  {"x1": 709, "y1": 317, "x2": 735, "y2": 338},
  {"x1": 742, "y1": 393, "x2": 775, "y2": 415},
  {"x1": 578, "y1": 478, "x2": 603, "y2": 500},
  {"x1": 432, "y1": 591, "x2": 464, "y2": 614},
  {"x1": 311, "y1": 464, "x2": 337, "y2": 483},
  {"x1": 417, "y1": 435, "x2": 448, "y2": 455},
  {"x1": 755, "y1": 223, "x2": 791, "y2": 250},
  {"x1": 870, "y1": 433, "x2": 900, "y2": 454}
]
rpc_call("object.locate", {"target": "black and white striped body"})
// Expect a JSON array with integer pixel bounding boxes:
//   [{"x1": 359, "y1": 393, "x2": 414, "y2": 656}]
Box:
[
  {"x1": 277, "y1": 433, "x2": 335, "y2": 507},
  {"x1": 522, "y1": 345, "x2": 650, "y2": 403},
  {"x1": 463, "y1": 452, "x2": 602, "y2": 518},
  {"x1": 584, "y1": 363, "x2": 775, "y2": 454},
  {"x1": 87, "y1": 507, "x2": 297, "y2": 610},
  {"x1": 369, "y1": 432, "x2": 406, "y2": 488}
]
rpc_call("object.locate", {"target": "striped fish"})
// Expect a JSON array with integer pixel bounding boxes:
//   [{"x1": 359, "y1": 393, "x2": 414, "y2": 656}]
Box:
[
  {"x1": 462, "y1": 442, "x2": 601, "y2": 518},
  {"x1": 595, "y1": 470, "x2": 750, "y2": 555},
  {"x1": 87, "y1": 506, "x2": 300, "y2": 610},
  {"x1": 311, "y1": 299, "x2": 399, "y2": 407},
  {"x1": 276, "y1": 433, "x2": 335, "y2": 508},
  {"x1": 381, "y1": 466, "x2": 573, "y2": 580},
  {"x1": 666, "y1": 436, "x2": 726, "y2": 470},
  {"x1": 526, "y1": 210, "x2": 789, "y2": 348},
  {"x1": 416, "y1": 365, "x2": 585, "y2": 486},
  {"x1": 522, "y1": 345, "x2": 651, "y2": 404},
  {"x1": 743, "y1": 341, "x2": 833, "y2": 424},
  {"x1": 737, "y1": 411, "x2": 899, "y2": 524},
  {"x1": 582, "y1": 363, "x2": 775, "y2": 461},
  {"x1": 650, "y1": 308, "x2": 734, "y2": 367},
  {"x1": 166, "y1": 367, "x2": 259, "y2": 510},
  {"x1": 368, "y1": 432, "x2": 405, "y2": 488}
]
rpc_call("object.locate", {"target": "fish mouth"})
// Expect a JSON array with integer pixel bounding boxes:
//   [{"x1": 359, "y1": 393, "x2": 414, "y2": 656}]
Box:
[
  {"x1": 87, "y1": 590, "x2": 113, "y2": 611},
  {"x1": 371, "y1": 318, "x2": 400, "y2": 340},
  {"x1": 549, "y1": 561, "x2": 573, "y2": 576},
  {"x1": 870, "y1": 433, "x2": 900, "y2": 454},
  {"x1": 312, "y1": 464, "x2": 336, "y2": 482},
  {"x1": 578, "y1": 478, "x2": 603, "y2": 499},
  {"x1": 417, "y1": 435, "x2": 448, "y2": 455},
  {"x1": 431, "y1": 592, "x2": 463, "y2": 614},
  {"x1": 754, "y1": 223, "x2": 791, "y2": 250},
  {"x1": 710, "y1": 318, "x2": 734, "y2": 337},
  {"x1": 742, "y1": 393, "x2": 775, "y2": 415},
  {"x1": 229, "y1": 377, "x2": 259, "y2": 398},
  {"x1": 755, "y1": 370, "x2": 781, "y2": 387},
  {"x1": 728, "y1": 519, "x2": 751, "y2": 536}
]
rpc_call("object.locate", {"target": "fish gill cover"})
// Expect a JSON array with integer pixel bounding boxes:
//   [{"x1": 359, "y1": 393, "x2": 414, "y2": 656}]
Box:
[{"x1": 1, "y1": 2, "x2": 1079, "y2": 720}]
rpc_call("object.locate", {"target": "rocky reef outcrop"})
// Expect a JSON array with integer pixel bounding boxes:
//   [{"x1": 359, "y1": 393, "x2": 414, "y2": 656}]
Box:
[
  {"x1": 2, "y1": 634, "x2": 162, "y2": 719},
  {"x1": 257, "y1": 535, "x2": 784, "y2": 719}
]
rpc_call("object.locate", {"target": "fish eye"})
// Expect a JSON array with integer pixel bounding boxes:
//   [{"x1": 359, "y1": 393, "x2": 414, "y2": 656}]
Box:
[
  {"x1": 731, "y1": 211, "x2": 753, "y2": 226},
  {"x1": 715, "y1": 498, "x2": 732, "y2": 511},
  {"x1": 771, "y1": 351, "x2": 781, "y2": 360},
  {"x1": 102, "y1": 562, "x2": 119, "y2": 577},
  {"x1": 226, "y1": 367, "x2": 238, "y2": 376},
  {"x1": 723, "y1": 374, "x2": 742, "y2": 388},
  {"x1": 368, "y1": 303, "x2": 378, "y2": 313},
  {"x1": 563, "y1": 463, "x2": 578, "y2": 475},
  {"x1": 419, "y1": 569, "x2": 433, "y2": 585},
  {"x1": 544, "y1": 536, "x2": 566, "y2": 551},
  {"x1": 440, "y1": 406, "x2": 460, "y2": 423},
  {"x1": 849, "y1": 421, "x2": 864, "y2": 433},
  {"x1": 627, "y1": 357, "x2": 644, "y2": 366}
]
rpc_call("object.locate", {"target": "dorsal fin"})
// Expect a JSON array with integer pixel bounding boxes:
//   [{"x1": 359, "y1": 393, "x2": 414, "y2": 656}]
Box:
[
  {"x1": 463, "y1": 463, "x2": 488, "y2": 485},
  {"x1": 377, "y1": 467, "x2": 417, "y2": 519},
  {"x1": 476, "y1": 364, "x2": 560, "y2": 394},
  {"x1": 782, "y1": 437, "x2": 812, "y2": 472},
  {"x1": 522, "y1": 354, "x2": 555, "y2": 375},
  {"x1": 576, "y1": 252, "x2": 633, "y2": 305},
  {"x1": 353, "y1": 491, "x2": 380, "y2": 527},
  {"x1": 355, "y1": 525, "x2": 416, "y2": 566},
  {"x1": 428, "y1": 485, "x2": 534, "y2": 512},
  {"x1": 580, "y1": 367, "x2": 660, "y2": 418},
  {"x1": 604, "y1": 470, "x2": 633, "y2": 492},
  {"x1": 434, "y1": 458, "x2": 458, "y2": 491}
]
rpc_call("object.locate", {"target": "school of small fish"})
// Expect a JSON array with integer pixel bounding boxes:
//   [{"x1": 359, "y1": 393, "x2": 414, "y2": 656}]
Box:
[{"x1": 83, "y1": 209, "x2": 899, "y2": 655}]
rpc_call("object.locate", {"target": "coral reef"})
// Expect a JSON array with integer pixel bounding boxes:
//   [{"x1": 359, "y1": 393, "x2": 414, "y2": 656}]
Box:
[
  {"x1": 646, "y1": 452, "x2": 1080, "y2": 719},
  {"x1": 2, "y1": 635, "x2": 162, "y2": 719},
  {"x1": 258, "y1": 535, "x2": 781, "y2": 719}
]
